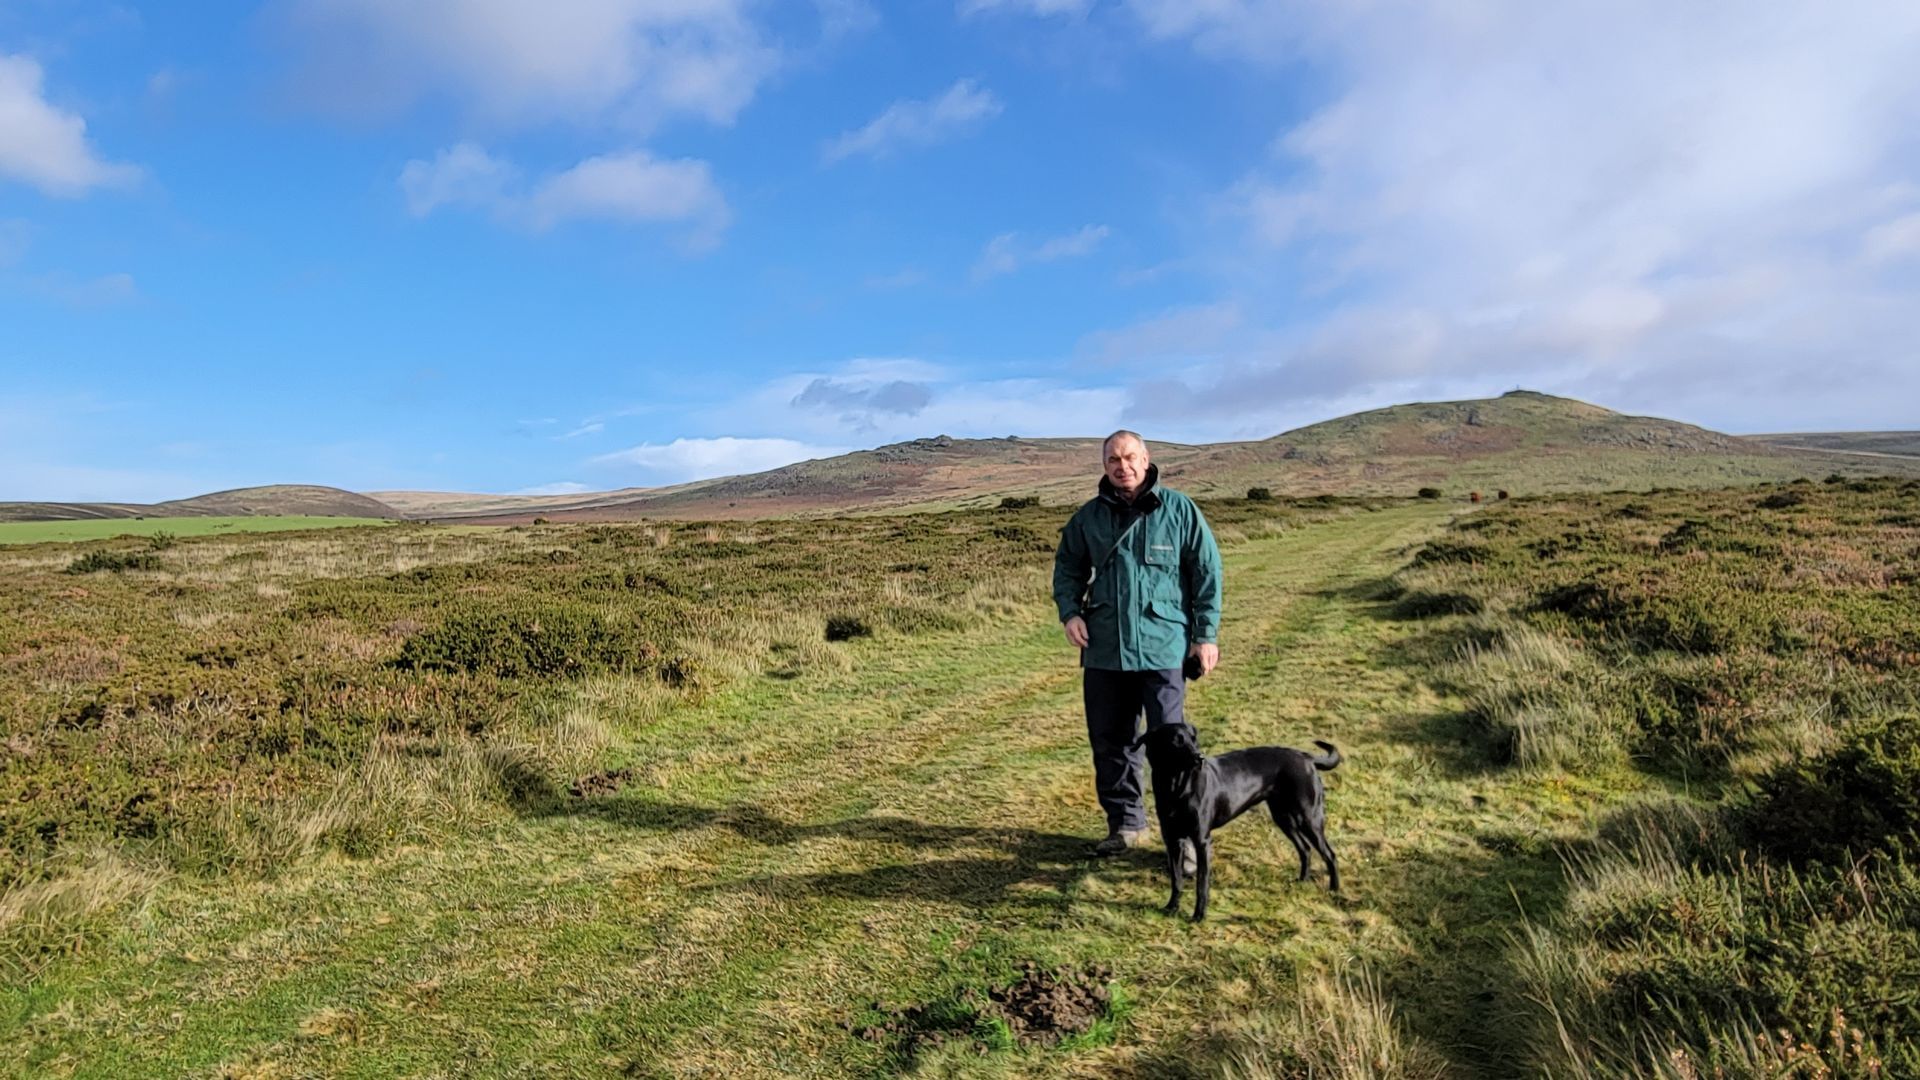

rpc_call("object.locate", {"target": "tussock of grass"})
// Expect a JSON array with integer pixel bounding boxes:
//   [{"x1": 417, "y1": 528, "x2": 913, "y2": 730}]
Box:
[
  {"x1": 1219, "y1": 967, "x2": 1454, "y2": 1080},
  {"x1": 0, "y1": 850, "x2": 158, "y2": 980},
  {"x1": 1449, "y1": 624, "x2": 1627, "y2": 768},
  {"x1": 1514, "y1": 800, "x2": 1917, "y2": 1078}
]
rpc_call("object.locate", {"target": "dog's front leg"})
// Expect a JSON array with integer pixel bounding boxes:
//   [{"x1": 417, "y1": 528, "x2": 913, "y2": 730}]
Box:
[
  {"x1": 1162, "y1": 835, "x2": 1184, "y2": 916},
  {"x1": 1192, "y1": 835, "x2": 1213, "y2": 922}
]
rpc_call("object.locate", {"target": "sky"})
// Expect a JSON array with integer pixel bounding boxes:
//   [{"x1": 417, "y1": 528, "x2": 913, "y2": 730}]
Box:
[{"x1": 2, "y1": 0, "x2": 1917, "y2": 501}]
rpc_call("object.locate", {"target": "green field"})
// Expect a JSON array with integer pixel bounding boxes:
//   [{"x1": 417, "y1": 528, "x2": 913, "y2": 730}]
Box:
[
  {"x1": 0, "y1": 516, "x2": 398, "y2": 545},
  {"x1": 3, "y1": 484, "x2": 1915, "y2": 1077}
]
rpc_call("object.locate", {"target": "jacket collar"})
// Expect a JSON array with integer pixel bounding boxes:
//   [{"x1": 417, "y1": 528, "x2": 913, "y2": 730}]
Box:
[{"x1": 1098, "y1": 462, "x2": 1162, "y2": 512}]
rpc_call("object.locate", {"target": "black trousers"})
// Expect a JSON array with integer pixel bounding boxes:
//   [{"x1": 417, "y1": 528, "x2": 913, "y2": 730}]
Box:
[{"x1": 1083, "y1": 667, "x2": 1186, "y2": 833}]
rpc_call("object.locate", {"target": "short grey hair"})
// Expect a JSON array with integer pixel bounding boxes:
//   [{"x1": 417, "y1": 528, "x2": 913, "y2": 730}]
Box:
[{"x1": 1102, "y1": 429, "x2": 1146, "y2": 455}]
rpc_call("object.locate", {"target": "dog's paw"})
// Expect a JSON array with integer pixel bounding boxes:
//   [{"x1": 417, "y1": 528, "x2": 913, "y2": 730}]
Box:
[
  {"x1": 1161, "y1": 902, "x2": 1181, "y2": 917},
  {"x1": 1190, "y1": 911, "x2": 1208, "y2": 923}
]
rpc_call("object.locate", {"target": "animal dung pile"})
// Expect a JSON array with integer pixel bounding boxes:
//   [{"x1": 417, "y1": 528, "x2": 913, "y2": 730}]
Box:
[
  {"x1": 987, "y1": 961, "x2": 1114, "y2": 1044},
  {"x1": 567, "y1": 766, "x2": 636, "y2": 798},
  {"x1": 848, "y1": 961, "x2": 1116, "y2": 1058}
]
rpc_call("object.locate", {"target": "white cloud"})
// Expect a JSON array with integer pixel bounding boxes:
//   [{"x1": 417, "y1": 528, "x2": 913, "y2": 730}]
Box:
[
  {"x1": 752, "y1": 358, "x2": 1129, "y2": 442},
  {"x1": 0, "y1": 54, "x2": 141, "y2": 196},
  {"x1": 1863, "y1": 212, "x2": 1920, "y2": 265},
  {"x1": 30, "y1": 271, "x2": 140, "y2": 308},
  {"x1": 279, "y1": 0, "x2": 782, "y2": 131},
  {"x1": 959, "y1": 0, "x2": 1091, "y2": 16},
  {"x1": 399, "y1": 144, "x2": 729, "y2": 244},
  {"x1": 511, "y1": 481, "x2": 592, "y2": 496},
  {"x1": 1077, "y1": 301, "x2": 1245, "y2": 366},
  {"x1": 864, "y1": 267, "x2": 926, "y2": 290},
  {"x1": 971, "y1": 224, "x2": 1110, "y2": 280},
  {"x1": 529, "y1": 151, "x2": 730, "y2": 240},
  {"x1": 557, "y1": 422, "x2": 604, "y2": 440},
  {"x1": 1087, "y1": 0, "x2": 1920, "y2": 434},
  {"x1": 400, "y1": 142, "x2": 515, "y2": 216},
  {"x1": 591, "y1": 436, "x2": 850, "y2": 483},
  {"x1": 822, "y1": 79, "x2": 1001, "y2": 163}
]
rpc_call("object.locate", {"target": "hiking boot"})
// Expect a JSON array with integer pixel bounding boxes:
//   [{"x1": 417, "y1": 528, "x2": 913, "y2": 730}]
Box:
[
  {"x1": 1092, "y1": 828, "x2": 1149, "y2": 856},
  {"x1": 1180, "y1": 838, "x2": 1197, "y2": 876}
]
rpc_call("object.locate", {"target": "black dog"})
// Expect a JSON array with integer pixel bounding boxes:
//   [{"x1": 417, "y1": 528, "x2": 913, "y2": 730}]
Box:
[{"x1": 1137, "y1": 723, "x2": 1341, "y2": 921}]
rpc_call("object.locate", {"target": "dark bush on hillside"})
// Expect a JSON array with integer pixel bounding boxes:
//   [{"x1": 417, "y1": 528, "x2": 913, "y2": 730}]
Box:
[
  {"x1": 1756, "y1": 489, "x2": 1807, "y2": 510},
  {"x1": 825, "y1": 614, "x2": 872, "y2": 642},
  {"x1": 990, "y1": 523, "x2": 1047, "y2": 549},
  {"x1": 997, "y1": 495, "x2": 1040, "y2": 510},
  {"x1": 1246, "y1": 487, "x2": 1273, "y2": 501},
  {"x1": 146, "y1": 531, "x2": 178, "y2": 551},
  {"x1": 1392, "y1": 590, "x2": 1484, "y2": 619},
  {"x1": 395, "y1": 609, "x2": 649, "y2": 678},
  {"x1": 1411, "y1": 539, "x2": 1489, "y2": 566},
  {"x1": 656, "y1": 653, "x2": 707, "y2": 693},
  {"x1": 1746, "y1": 714, "x2": 1920, "y2": 865},
  {"x1": 65, "y1": 550, "x2": 160, "y2": 575},
  {"x1": 1416, "y1": 487, "x2": 1443, "y2": 500}
]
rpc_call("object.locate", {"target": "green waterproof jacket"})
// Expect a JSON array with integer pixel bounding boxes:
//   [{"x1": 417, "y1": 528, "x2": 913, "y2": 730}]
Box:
[{"x1": 1052, "y1": 465, "x2": 1223, "y2": 671}]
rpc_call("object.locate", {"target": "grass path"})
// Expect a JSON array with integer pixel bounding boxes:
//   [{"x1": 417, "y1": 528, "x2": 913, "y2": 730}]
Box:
[{"x1": 6, "y1": 505, "x2": 1653, "y2": 1078}]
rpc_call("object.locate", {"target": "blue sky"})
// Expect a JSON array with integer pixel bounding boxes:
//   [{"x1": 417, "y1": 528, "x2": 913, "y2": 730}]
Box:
[{"x1": 3, "y1": 1, "x2": 1918, "y2": 501}]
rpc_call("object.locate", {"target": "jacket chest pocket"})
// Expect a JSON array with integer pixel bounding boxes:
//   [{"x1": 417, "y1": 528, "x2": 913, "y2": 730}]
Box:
[{"x1": 1143, "y1": 526, "x2": 1179, "y2": 568}]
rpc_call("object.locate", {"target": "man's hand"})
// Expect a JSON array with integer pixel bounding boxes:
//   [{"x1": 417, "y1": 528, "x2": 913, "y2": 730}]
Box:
[
  {"x1": 1063, "y1": 616, "x2": 1089, "y2": 649},
  {"x1": 1188, "y1": 641, "x2": 1219, "y2": 676}
]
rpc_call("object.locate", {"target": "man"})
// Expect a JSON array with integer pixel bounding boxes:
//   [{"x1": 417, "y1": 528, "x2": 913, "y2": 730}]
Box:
[{"x1": 1052, "y1": 430, "x2": 1222, "y2": 857}]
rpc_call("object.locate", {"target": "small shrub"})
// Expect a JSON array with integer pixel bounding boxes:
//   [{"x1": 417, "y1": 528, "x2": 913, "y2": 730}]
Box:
[
  {"x1": 1246, "y1": 487, "x2": 1273, "y2": 502},
  {"x1": 65, "y1": 550, "x2": 160, "y2": 575},
  {"x1": 1746, "y1": 713, "x2": 1920, "y2": 864},
  {"x1": 1411, "y1": 539, "x2": 1489, "y2": 566},
  {"x1": 825, "y1": 614, "x2": 872, "y2": 642},
  {"x1": 1497, "y1": 489, "x2": 1510, "y2": 500},
  {"x1": 531, "y1": 516, "x2": 550, "y2": 525},
  {"x1": 656, "y1": 653, "x2": 707, "y2": 692},
  {"x1": 1392, "y1": 589, "x2": 1484, "y2": 619},
  {"x1": 394, "y1": 609, "x2": 650, "y2": 678},
  {"x1": 1416, "y1": 487, "x2": 1443, "y2": 500},
  {"x1": 146, "y1": 531, "x2": 177, "y2": 551},
  {"x1": 997, "y1": 495, "x2": 1040, "y2": 510},
  {"x1": 1757, "y1": 489, "x2": 1807, "y2": 510}
]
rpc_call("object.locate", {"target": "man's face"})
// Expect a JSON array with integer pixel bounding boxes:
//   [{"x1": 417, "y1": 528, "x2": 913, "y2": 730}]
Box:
[{"x1": 1104, "y1": 436, "x2": 1149, "y2": 494}]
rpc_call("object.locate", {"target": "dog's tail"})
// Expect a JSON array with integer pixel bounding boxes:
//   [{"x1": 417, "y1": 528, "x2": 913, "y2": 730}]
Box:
[{"x1": 1309, "y1": 740, "x2": 1342, "y2": 771}]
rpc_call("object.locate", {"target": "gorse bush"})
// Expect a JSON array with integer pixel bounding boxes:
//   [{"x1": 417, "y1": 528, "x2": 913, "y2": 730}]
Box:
[
  {"x1": 394, "y1": 608, "x2": 650, "y2": 678},
  {"x1": 1515, "y1": 805, "x2": 1920, "y2": 1079},
  {"x1": 1746, "y1": 713, "x2": 1920, "y2": 866},
  {"x1": 1408, "y1": 479, "x2": 1920, "y2": 1076},
  {"x1": 825, "y1": 614, "x2": 872, "y2": 642},
  {"x1": 65, "y1": 550, "x2": 160, "y2": 574}
]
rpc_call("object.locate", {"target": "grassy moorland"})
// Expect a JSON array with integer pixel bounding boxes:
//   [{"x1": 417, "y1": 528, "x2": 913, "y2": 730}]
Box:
[
  {"x1": 1, "y1": 481, "x2": 1915, "y2": 1077},
  {"x1": 0, "y1": 517, "x2": 399, "y2": 546}
]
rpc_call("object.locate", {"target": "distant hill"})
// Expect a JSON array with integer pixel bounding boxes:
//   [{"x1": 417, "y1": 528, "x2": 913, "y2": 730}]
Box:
[
  {"x1": 1744, "y1": 431, "x2": 1920, "y2": 460},
  {"x1": 421, "y1": 392, "x2": 1920, "y2": 523},
  {"x1": 11, "y1": 396, "x2": 1913, "y2": 525},
  {"x1": 0, "y1": 485, "x2": 403, "y2": 524}
]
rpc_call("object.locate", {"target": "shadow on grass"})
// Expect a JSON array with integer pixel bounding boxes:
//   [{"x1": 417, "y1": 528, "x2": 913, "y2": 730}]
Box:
[
  {"x1": 512, "y1": 781, "x2": 1167, "y2": 914},
  {"x1": 1125, "y1": 831, "x2": 1573, "y2": 1080}
]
